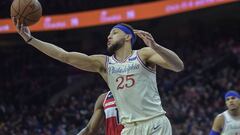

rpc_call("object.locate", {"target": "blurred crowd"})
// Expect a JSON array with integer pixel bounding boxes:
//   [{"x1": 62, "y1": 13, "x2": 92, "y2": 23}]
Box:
[
  {"x1": 0, "y1": 88, "x2": 104, "y2": 135},
  {"x1": 0, "y1": 46, "x2": 68, "y2": 105}
]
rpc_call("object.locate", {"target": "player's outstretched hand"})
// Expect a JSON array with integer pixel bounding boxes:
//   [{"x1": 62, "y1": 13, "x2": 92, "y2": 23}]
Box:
[
  {"x1": 12, "y1": 17, "x2": 32, "y2": 43},
  {"x1": 134, "y1": 29, "x2": 156, "y2": 48}
]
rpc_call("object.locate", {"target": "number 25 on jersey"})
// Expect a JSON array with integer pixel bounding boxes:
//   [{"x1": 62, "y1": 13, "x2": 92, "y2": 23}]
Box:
[{"x1": 116, "y1": 74, "x2": 135, "y2": 90}]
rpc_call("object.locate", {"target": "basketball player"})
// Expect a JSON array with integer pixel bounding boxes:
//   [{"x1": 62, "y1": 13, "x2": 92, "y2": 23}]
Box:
[
  {"x1": 13, "y1": 19, "x2": 184, "y2": 134},
  {"x1": 77, "y1": 91, "x2": 123, "y2": 135},
  {"x1": 209, "y1": 90, "x2": 240, "y2": 135}
]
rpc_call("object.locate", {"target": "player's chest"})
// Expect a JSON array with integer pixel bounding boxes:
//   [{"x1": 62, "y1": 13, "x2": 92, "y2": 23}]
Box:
[
  {"x1": 108, "y1": 61, "x2": 141, "y2": 75},
  {"x1": 224, "y1": 121, "x2": 240, "y2": 132}
]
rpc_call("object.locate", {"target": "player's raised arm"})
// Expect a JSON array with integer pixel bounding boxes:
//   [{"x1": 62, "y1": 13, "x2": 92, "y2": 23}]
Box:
[
  {"x1": 135, "y1": 29, "x2": 184, "y2": 72},
  {"x1": 12, "y1": 18, "x2": 106, "y2": 73},
  {"x1": 77, "y1": 93, "x2": 106, "y2": 135}
]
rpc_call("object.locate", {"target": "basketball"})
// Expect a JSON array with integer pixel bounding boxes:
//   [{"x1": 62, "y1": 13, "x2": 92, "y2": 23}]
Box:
[{"x1": 10, "y1": 0, "x2": 42, "y2": 26}]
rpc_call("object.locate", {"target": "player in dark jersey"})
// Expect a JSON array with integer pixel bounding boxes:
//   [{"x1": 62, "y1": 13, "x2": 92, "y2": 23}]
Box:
[{"x1": 77, "y1": 91, "x2": 123, "y2": 135}]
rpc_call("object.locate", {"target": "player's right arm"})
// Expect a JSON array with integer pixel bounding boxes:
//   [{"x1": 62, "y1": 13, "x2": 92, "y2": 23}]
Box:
[
  {"x1": 77, "y1": 93, "x2": 107, "y2": 135},
  {"x1": 12, "y1": 18, "x2": 106, "y2": 73},
  {"x1": 209, "y1": 114, "x2": 224, "y2": 135},
  {"x1": 29, "y1": 38, "x2": 106, "y2": 72}
]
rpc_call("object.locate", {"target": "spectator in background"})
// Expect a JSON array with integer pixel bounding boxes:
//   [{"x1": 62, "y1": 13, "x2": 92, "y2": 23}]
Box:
[{"x1": 209, "y1": 90, "x2": 240, "y2": 135}]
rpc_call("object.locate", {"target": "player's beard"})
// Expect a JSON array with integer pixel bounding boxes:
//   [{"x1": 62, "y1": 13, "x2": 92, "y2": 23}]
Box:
[{"x1": 107, "y1": 40, "x2": 124, "y2": 55}]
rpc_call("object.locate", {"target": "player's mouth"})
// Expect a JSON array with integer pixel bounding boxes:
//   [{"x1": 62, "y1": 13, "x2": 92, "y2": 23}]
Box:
[
  {"x1": 229, "y1": 104, "x2": 236, "y2": 108},
  {"x1": 107, "y1": 41, "x2": 111, "y2": 46}
]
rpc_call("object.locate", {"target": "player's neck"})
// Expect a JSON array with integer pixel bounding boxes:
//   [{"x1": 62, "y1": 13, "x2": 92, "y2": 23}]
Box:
[
  {"x1": 228, "y1": 108, "x2": 240, "y2": 117},
  {"x1": 114, "y1": 43, "x2": 132, "y2": 61}
]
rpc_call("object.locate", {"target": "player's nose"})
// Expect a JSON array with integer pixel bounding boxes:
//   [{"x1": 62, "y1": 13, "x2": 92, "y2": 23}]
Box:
[
  {"x1": 107, "y1": 35, "x2": 111, "y2": 40},
  {"x1": 229, "y1": 99, "x2": 234, "y2": 103},
  {"x1": 107, "y1": 33, "x2": 113, "y2": 39}
]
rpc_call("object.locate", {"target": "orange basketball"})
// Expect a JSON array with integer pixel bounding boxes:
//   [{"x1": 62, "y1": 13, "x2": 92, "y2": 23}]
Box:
[{"x1": 10, "y1": 0, "x2": 42, "y2": 26}]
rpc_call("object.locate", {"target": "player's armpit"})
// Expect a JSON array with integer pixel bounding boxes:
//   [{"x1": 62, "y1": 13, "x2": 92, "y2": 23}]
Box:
[{"x1": 63, "y1": 52, "x2": 106, "y2": 73}]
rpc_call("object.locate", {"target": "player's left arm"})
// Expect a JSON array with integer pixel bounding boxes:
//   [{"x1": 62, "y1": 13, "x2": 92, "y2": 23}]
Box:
[
  {"x1": 135, "y1": 30, "x2": 184, "y2": 72},
  {"x1": 209, "y1": 114, "x2": 224, "y2": 135},
  {"x1": 77, "y1": 93, "x2": 106, "y2": 135}
]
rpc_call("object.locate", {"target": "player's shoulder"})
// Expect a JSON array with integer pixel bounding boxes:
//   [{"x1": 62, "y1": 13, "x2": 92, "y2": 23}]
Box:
[
  {"x1": 91, "y1": 54, "x2": 108, "y2": 72},
  {"x1": 138, "y1": 47, "x2": 152, "y2": 54},
  {"x1": 95, "y1": 92, "x2": 108, "y2": 109},
  {"x1": 91, "y1": 54, "x2": 107, "y2": 62},
  {"x1": 211, "y1": 112, "x2": 225, "y2": 132},
  {"x1": 213, "y1": 112, "x2": 225, "y2": 128},
  {"x1": 98, "y1": 92, "x2": 108, "y2": 101},
  {"x1": 137, "y1": 47, "x2": 152, "y2": 61},
  {"x1": 215, "y1": 113, "x2": 225, "y2": 121}
]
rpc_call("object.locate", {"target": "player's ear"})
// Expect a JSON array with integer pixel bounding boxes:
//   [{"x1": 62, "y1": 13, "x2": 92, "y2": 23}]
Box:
[{"x1": 125, "y1": 34, "x2": 131, "y2": 42}]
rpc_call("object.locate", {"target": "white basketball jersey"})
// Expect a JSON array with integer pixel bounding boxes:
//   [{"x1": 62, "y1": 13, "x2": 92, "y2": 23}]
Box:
[
  {"x1": 221, "y1": 110, "x2": 240, "y2": 135},
  {"x1": 106, "y1": 50, "x2": 165, "y2": 124}
]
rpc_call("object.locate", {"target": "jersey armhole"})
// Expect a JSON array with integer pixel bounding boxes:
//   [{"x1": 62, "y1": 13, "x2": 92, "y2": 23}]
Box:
[
  {"x1": 136, "y1": 50, "x2": 156, "y2": 73},
  {"x1": 103, "y1": 91, "x2": 110, "y2": 107},
  {"x1": 105, "y1": 56, "x2": 109, "y2": 73}
]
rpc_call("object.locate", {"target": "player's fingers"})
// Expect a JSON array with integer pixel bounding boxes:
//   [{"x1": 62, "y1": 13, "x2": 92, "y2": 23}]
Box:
[
  {"x1": 138, "y1": 30, "x2": 148, "y2": 34},
  {"x1": 12, "y1": 17, "x2": 17, "y2": 26},
  {"x1": 21, "y1": 24, "x2": 28, "y2": 33},
  {"x1": 133, "y1": 30, "x2": 141, "y2": 35},
  {"x1": 138, "y1": 33, "x2": 152, "y2": 42},
  {"x1": 140, "y1": 31, "x2": 150, "y2": 36},
  {"x1": 134, "y1": 31, "x2": 141, "y2": 36},
  {"x1": 137, "y1": 31, "x2": 150, "y2": 38},
  {"x1": 135, "y1": 32, "x2": 142, "y2": 37},
  {"x1": 137, "y1": 31, "x2": 145, "y2": 36},
  {"x1": 134, "y1": 30, "x2": 146, "y2": 35},
  {"x1": 21, "y1": 24, "x2": 27, "y2": 34},
  {"x1": 133, "y1": 29, "x2": 141, "y2": 34},
  {"x1": 137, "y1": 33, "x2": 145, "y2": 39},
  {"x1": 146, "y1": 36, "x2": 153, "y2": 41},
  {"x1": 143, "y1": 31, "x2": 150, "y2": 35},
  {"x1": 145, "y1": 36, "x2": 155, "y2": 44},
  {"x1": 145, "y1": 34, "x2": 153, "y2": 39},
  {"x1": 16, "y1": 19, "x2": 21, "y2": 30},
  {"x1": 20, "y1": 23, "x2": 24, "y2": 32},
  {"x1": 142, "y1": 33, "x2": 153, "y2": 40},
  {"x1": 146, "y1": 33, "x2": 153, "y2": 39}
]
